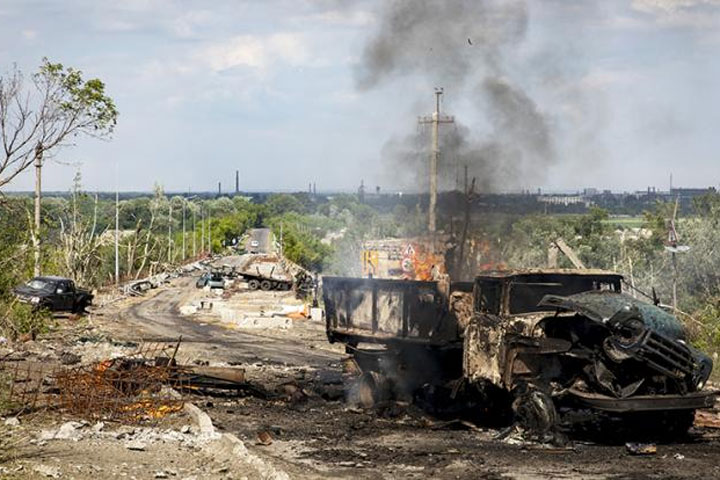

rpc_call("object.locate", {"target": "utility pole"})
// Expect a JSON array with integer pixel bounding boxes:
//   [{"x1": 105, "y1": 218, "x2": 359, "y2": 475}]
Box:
[
  {"x1": 418, "y1": 88, "x2": 454, "y2": 232},
  {"x1": 167, "y1": 200, "x2": 173, "y2": 263},
  {"x1": 192, "y1": 202, "x2": 197, "y2": 257},
  {"x1": 33, "y1": 144, "x2": 43, "y2": 276},
  {"x1": 235, "y1": 170, "x2": 239, "y2": 194},
  {"x1": 182, "y1": 198, "x2": 186, "y2": 261},
  {"x1": 665, "y1": 197, "x2": 689, "y2": 311},
  {"x1": 208, "y1": 209, "x2": 212, "y2": 255},
  {"x1": 200, "y1": 204, "x2": 205, "y2": 254},
  {"x1": 115, "y1": 162, "x2": 120, "y2": 286}
]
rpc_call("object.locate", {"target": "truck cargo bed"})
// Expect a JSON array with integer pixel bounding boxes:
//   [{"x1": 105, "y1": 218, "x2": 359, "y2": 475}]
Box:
[{"x1": 323, "y1": 276, "x2": 464, "y2": 347}]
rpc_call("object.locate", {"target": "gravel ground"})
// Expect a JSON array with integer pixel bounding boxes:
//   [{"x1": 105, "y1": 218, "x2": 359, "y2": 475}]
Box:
[{"x1": 3, "y1": 254, "x2": 720, "y2": 479}]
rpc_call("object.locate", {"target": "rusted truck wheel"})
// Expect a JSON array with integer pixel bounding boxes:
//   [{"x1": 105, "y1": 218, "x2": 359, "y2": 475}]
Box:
[
  {"x1": 348, "y1": 371, "x2": 392, "y2": 408},
  {"x1": 260, "y1": 280, "x2": 272, "y2": 291},
  {"x1": 248, "y1": 279, "x2": 260, "y2": 290},
  {"x1": 512, "y1": 386, "x2": 557, "y2": 436}
]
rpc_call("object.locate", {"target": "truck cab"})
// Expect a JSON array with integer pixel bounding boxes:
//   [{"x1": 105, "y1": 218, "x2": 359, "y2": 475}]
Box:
[{"x1": 465, "y1": 269, "x2": 714, "y2": 435}]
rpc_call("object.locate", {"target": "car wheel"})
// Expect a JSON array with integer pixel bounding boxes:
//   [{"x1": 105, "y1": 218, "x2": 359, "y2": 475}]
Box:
[
  {"x1": 260, "y1": 280, "x2": 272, "y2": 291},
  {"x1": 73, "y1": 300, "x2": 87, "y2": 314},
  {"x1": 248, "y1": 279, "x2": 260, "y2": 290}
]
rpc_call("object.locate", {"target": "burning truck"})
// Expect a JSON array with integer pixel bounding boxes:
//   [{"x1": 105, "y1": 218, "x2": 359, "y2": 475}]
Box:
[{"x1": 323, "y1": 269, "x2": 715, "y2": 437}]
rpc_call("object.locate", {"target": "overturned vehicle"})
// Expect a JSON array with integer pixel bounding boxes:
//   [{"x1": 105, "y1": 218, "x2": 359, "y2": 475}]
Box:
[{"x1": 323, "y1": 270, "x2": 715, "y2": 437}]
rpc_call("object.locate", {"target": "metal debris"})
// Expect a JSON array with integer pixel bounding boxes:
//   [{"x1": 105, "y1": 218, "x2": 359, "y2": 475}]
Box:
[
  {"x1": 0, "y1": 338, "x2": 249, "y2": 424},
  {"x1": 626, "y1": 443, "x2": 657, "y2": 455},
  {"x1": 257, "y1": 430, "x2": 273, "y2": 446},
  {"x1": 695, "y1": 410, "x2": 720, "y2": 429}
]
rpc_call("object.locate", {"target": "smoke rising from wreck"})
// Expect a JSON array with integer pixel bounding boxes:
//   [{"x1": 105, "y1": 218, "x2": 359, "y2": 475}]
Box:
[{"x1": 358, "y1": 0, "x2": 557, "y2": 193}]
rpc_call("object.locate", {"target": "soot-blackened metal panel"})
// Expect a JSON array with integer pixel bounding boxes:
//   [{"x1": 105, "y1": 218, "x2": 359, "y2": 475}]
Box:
[{"x1": 323, "y1": 276, "x2": 458, "y2": 344}]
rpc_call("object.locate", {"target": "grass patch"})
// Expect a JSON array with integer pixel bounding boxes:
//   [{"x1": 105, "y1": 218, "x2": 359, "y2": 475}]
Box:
[{"x1": 602, "y1": 216, "x2": 645, "y2": 229}]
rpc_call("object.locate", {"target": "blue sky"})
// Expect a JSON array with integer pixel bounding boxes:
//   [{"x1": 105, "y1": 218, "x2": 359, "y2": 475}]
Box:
[{"x1": 1, "y1": 0, "x2": 719, "y2": 193}]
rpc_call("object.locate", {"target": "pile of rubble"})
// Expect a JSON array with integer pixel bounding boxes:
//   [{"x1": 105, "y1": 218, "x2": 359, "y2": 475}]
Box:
[{"x1": 122, "y1": 260, "x2": 211, "y2": 298}]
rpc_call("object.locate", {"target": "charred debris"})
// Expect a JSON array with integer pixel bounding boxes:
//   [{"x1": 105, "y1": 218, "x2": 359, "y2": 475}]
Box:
[
  {"x1": 0, "y1": 339, "x2": 257, "y2": 423},
  {"x1": 323, "y1": 268, "x2": 717, "y2": 442}
]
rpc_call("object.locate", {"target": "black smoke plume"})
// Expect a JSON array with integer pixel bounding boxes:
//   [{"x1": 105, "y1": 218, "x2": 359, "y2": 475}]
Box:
[{"x1": 358, "y1": 0, "x2": 556, "y2": 193}]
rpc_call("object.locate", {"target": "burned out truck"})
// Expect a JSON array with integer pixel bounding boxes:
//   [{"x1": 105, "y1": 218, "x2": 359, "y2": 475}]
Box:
[{"x1": 323, "y1": 269, "x2": 715, "y2": 437}]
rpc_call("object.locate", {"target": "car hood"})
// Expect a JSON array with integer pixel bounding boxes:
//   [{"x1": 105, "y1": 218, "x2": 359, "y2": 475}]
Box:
[{"x1": 539, "y1": 290, "x2": 686, "y2": 340}]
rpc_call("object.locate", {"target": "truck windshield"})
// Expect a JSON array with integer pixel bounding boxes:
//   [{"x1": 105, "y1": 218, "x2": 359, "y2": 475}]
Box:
[
  {"x1": 509, "y1": 278, "x2": 618, "y2": 314},
  {"x1": 27, "y1": 279, "x2": 53, "y2": 291},
  {"x1": 476, "y1": 281, "x2": 502, "y2": 314}
]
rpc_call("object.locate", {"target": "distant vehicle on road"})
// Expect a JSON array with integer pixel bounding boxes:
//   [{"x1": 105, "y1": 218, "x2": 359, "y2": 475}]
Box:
[
  {"x1": 14, "y1": 276, "x2": 93, "y2": 313},
  {"x1": 196, "y1": 272, "x2": 226, "y2": 289}
]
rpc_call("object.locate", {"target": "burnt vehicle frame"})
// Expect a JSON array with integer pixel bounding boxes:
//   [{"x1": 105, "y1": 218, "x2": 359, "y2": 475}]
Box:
[{"x1": 323, "y1": 270, "x2": 715, "y2": 436}]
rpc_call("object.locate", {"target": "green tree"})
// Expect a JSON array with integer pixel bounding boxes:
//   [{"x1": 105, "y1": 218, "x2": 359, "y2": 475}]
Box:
[{"x1": 266, "y1": 194, "x2": 304, "y2": 216}]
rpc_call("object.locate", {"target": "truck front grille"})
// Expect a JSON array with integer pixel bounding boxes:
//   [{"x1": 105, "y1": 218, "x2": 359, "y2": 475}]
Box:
[{"x1": 635, "y1": 330, "x2": 696, "y2": 380}]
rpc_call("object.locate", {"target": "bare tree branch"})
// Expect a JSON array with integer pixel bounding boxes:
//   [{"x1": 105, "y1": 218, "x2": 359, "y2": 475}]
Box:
[{"x1": 0, "y1": 59, "x2": 117, "y2": 189}]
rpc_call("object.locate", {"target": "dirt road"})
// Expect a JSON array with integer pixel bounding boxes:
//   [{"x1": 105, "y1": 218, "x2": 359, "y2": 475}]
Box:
[
  {"x1": 107, "y1": 276, "x2": 338, "y2": 368},
  {"x1": 92, "y1": 257, "x2": 720, "y2": 479},
  {"x1": 247, "y1": 228, "x2": 272, "y2": 254}
]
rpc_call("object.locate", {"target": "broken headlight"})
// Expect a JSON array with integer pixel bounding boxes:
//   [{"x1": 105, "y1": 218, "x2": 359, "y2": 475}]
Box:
[
  {"x1": 689, "y1": 348, "x2": 713, "y2": 390},
  {"x1": 603, "y1": 307, "x2": 646, "y2": 362}
]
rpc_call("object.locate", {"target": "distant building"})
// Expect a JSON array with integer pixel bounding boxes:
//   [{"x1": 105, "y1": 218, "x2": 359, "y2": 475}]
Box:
[
  {"x1": 670, "y1": 187, "x2": 717, "y2": 197},
  {"x1": 537, "y1": 195, "x2": 593, "y2": 207}
]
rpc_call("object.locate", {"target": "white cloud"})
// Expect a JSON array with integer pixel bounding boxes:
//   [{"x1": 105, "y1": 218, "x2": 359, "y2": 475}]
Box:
[
  {"x1": 631, "y1": 0, "x2": 720, "y2": 28},
  {"x1": 300, "y1": 9, "x2": 375, "y2": 27},
  {"x1": 580, "y1": 69, "x2": 644, "y2": 89},
  {"x1": 95, "y1": 17, "x2": 143, "y2": 32},
  {"x1": 632, "y1": 0, "x2": 720, "y2": 13},
  {"x1": 199, "y1": 33, "x2": 310, "y2": 72},
  {"x1": 169, "y1": 10, "x2": 220, "y2": 39}
]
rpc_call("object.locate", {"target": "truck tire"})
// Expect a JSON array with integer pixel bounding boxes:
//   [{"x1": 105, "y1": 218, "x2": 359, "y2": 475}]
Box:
[
  {"x1": 512, "y1": 386, "x2": 557, "y2": 436},
  {"x1": 248, "y1": 279, "x2": 260, "y2": 290},
  {"x1": 260, "y1": 280, "x2": 272, "y2": 291},
  {"x1": 73, "y1": 299, "x2": 88, "y2": 314},
  {"x1": 348, "y1": 371, "x2": 392, "y2": 408}
]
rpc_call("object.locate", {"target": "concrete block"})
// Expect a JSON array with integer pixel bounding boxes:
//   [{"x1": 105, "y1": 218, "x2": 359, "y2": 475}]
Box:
[
  {"x1": 179, "y1": 305, "x2": 198, "y2": 316},
  {"x1": 183, "y1": 403, "x2": 218, "y2": 439},
  {"x1": 234, "y1": 316, "x2": 292, "y2": 329}
]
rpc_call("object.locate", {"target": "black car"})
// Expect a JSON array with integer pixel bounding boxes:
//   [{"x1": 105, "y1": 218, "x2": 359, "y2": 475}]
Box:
[{"x1": 14, "y1": 276, "x2": 93, "y2": 313}]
